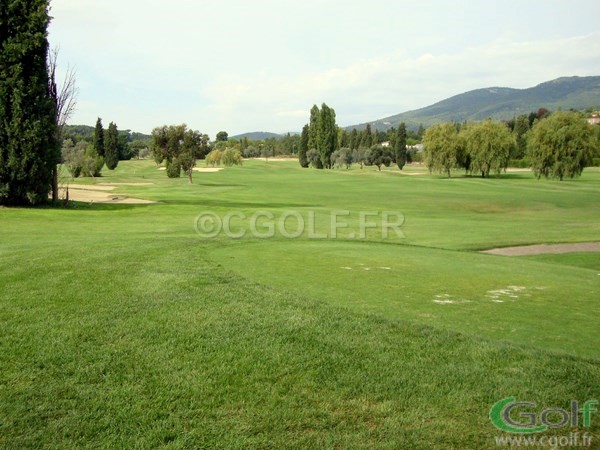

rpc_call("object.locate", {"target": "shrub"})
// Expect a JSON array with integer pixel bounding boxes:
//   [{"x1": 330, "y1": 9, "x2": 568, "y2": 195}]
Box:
[{"x1": 222, "y1": 148, "x2": 243, "y2": 167}]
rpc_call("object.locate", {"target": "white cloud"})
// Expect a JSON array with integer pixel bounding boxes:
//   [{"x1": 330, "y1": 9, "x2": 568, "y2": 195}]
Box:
[{"x1": 47, "y1": 0, "x2": 600, "y2": 137}]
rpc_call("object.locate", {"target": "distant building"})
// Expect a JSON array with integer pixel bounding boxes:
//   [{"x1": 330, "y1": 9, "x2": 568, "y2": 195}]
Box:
[
  {"x1": 408, "y1": 144, "x2": 424, "y2": 152},
  {"x1": 588, "y1": 113, "x2": 600, "y2": 125},
  {"x1": 381, "y1": 141, "x2": 391, "y2": 148}
]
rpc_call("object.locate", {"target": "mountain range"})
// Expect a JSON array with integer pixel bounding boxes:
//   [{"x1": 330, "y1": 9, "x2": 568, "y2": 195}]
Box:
[{"x1": 347, "y1": 76, "x2": 600, "y2": 131}]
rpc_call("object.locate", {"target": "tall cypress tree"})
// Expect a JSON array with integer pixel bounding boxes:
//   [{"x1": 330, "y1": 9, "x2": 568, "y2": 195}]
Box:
[
  {"x1": 94, "y1": 117, "x2": 105, "y2": 157},
  {"x1": 104, "y1": 122, "x2": 119, "y2": 170},
  {"x1": 395, "y1": 122, "x2": 407, "y2": 170},
  {"x1": 0, "y1": 0, "x2": 59, "y2": 205}
]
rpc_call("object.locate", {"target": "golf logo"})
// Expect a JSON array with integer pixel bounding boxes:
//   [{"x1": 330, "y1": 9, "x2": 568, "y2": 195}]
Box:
[{"x1": 490, "y1": 397, "x2": 597, "y2": 434}]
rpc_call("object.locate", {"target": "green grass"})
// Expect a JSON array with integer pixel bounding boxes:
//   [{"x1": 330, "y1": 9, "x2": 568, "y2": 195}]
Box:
[{"x1": 1, "y1": 159, "x2": 599, "y2": 448}]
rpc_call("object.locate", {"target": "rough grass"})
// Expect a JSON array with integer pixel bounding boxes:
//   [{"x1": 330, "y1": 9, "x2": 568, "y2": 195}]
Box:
[{"x1": 1, "y1": 160, "x2": 599, "y2": 448}]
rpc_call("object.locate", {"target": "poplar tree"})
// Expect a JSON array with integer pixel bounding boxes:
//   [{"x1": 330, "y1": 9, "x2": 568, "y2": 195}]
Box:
[
  {"x1": 307, "y1": 105, "x2": 319, "y2": 151},
  {"x1": 299, "y1": 124, "x2": 309, "y2": 168},
  {"x1": 317, "y1": 103, "x2": 338, "y2": 169},
  {"x1": 0, "y1": 0, "x2": 59, "y2": 205}
]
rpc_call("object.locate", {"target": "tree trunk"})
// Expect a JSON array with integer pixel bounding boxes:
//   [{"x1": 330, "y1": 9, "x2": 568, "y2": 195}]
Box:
[
  {"x1": 52, "y1": 165, "x2": 58, "y2": 205},
  {"x1": 188, "y1": 170, "x2": 193, "y2": 184}
]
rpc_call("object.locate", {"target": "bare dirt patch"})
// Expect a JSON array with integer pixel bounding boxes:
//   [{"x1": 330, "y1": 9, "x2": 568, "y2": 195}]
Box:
[
  {"x1": 481, "y1": 242, "x2": 600, "y2": 256},
  {"x1": 59, "y1": 186, "x2": 158, "y2": 204}
]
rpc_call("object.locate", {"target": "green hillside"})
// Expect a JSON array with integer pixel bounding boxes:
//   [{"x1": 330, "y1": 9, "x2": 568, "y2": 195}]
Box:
[{"x1": 349, "y1": 76, "x2": 600, "y2": 131}]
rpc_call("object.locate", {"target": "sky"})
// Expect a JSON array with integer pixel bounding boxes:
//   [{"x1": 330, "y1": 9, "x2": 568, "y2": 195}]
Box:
[{"x1": 48, "y1": 0, "x2": 600, "y2": 138}]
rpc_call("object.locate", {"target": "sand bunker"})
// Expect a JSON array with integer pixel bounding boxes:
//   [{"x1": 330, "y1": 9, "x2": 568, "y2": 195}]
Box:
[
  {"x1": 394, "y1": 171, "x2": 428, "y2": 176},
  {"x1": 98, "y1": 182, "x2": 154, "y2": 186},
  {"x1": 158, "y1": 167, "x2": 223, "y2": 172},
  {"x1": 193, "y1": 167, "x2": 223, "y2": 172},
  {"x1": 481, "y1": 242, "x2": 600, "y2": 256},
  {"x1": 255, "y1": 157, "x2": 297, "y2": 162},
  {"x1": 58, "y1": 185, "x2": 158, "y2": 204}
]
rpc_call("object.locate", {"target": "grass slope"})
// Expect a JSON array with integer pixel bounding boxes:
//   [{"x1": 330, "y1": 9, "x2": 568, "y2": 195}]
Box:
[{"x1": 1, "y1": 159, "x2": 599, "y2": 448}]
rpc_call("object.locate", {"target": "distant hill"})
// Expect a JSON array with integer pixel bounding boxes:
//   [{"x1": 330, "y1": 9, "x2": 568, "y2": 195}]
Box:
[
  {"x1": 347, "y1": 76, "x2": 600, "y2": 131},
  {"x1": 230, "y1": 131, "x2": 284, "y2": 141}
]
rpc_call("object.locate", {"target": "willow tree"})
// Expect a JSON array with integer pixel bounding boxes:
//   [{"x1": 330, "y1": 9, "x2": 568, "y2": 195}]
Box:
[
  {"x1": 423, "y1": 123, "x2": 466, "y2": 177},
  {"x1": 0, "y1": 0, "x2": 59, "y2": 205},
  {"x1": 527, "y1": 111, "x2": 595, "y2": 181},
  {"x1": 463, "y1": 119, "x2": 514, "y2": 178}
]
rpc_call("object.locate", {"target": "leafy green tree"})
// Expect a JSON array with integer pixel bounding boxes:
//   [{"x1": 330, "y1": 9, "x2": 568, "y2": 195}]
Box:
[
  {"x1": 366, "y1": 145, "x2": 392, "y2": 171},
  {"x1": 317, "y1": 103, "x2": 338, "y2": 169},
  {"x1": 104, "y1": 122, "x2": 119, "y2": 170},
  {"x1": 0, "y1": 0, "x2": 59, "y2": 205},
  {"x1": 299, "y1": 124, "x2": 309, "y2": 168},
  {"x1": 463, "y1": 119, "x2": 514, "y2": 177},
  {"x1": 216, "y1": 131, "x2": 228, "y2": 142},
  {"x1": 151, "y1": 124, "x2": 208, "y2": 182},
  {"x1": 527, "y1": 111, "x2": 595, "y2": 180},
  {"x1": 423, "y1": 123, "x2": 466, "y2": 177},
  {"x1": 179, "y1": 128, "x2": 210, "y2": 183},
  {"x1": 94, "y1": 118, "x2": 105, "y2": 157},
  {"x1": 394, "y1": 123, "x2": 408, "y2": 170}
]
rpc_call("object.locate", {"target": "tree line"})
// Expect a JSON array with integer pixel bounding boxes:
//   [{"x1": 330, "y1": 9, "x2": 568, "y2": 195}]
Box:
[
  {"x1": 61, "y1": 118, "x2": 138, "y2": 178},
  {"x1": 296, "y1": 103, "x2": 421, "y2": 171},
  {"x1": 423, "y1": 110, "x2": 599, "y2": 180}
]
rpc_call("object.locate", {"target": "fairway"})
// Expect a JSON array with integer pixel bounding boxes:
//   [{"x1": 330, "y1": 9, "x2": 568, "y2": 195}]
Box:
[{"x1": 1, "y1": 159, "x2": 599, "y2": 448}]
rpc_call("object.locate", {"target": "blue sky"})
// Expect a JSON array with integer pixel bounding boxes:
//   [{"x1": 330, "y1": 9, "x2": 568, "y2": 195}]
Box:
[{"x1": 48, "y1": 0, "x2": 600, "y2": 138}]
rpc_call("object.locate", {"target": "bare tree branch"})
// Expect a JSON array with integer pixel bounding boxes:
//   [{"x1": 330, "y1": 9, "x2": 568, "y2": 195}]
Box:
[
  {"x1": 48, "y1": 47, "x2": 78, "y2": 141},
  {"x1": 48, "y1": 47, "x2": 78, "y2": 204}
]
